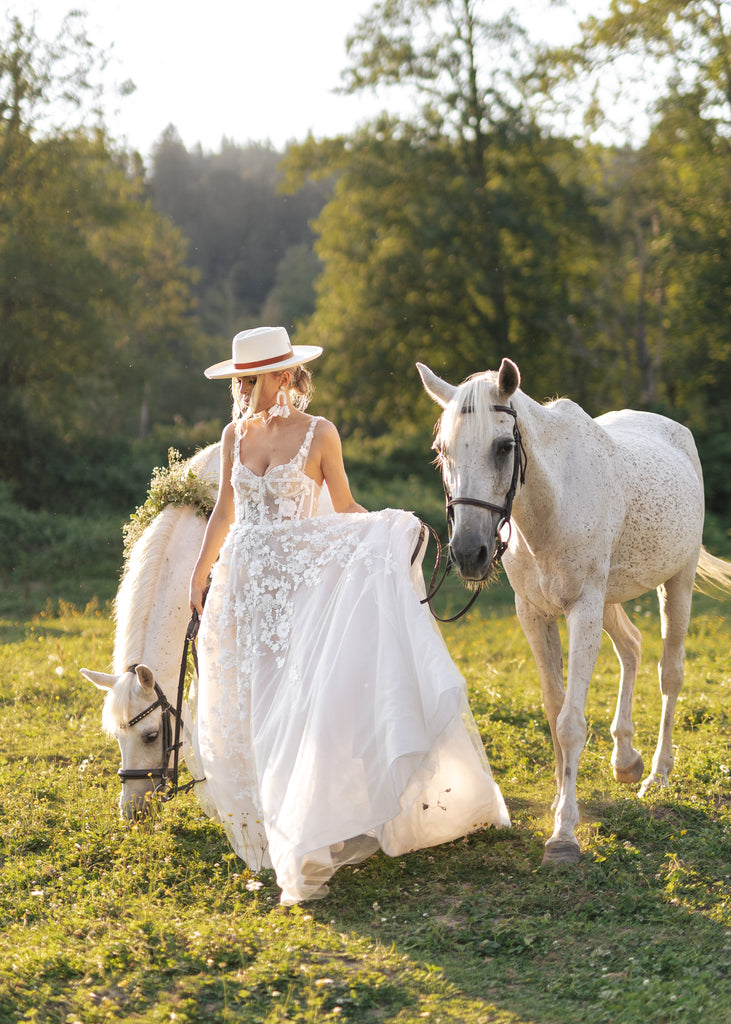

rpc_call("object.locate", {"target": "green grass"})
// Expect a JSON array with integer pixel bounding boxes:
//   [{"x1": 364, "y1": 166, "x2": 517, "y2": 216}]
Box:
[{"x1": 1, "y1": 567, "x2": 730, "y2": 1023}]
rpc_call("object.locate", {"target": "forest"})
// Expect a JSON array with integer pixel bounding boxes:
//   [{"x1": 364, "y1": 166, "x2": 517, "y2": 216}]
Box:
[{"x1": 2, "y1": 0, "x2": 730, "y2": 583}]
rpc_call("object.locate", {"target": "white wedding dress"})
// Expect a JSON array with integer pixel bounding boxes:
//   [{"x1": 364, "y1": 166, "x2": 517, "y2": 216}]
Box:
[{"x1": 193, "y1": 415, "x2": 509, "y2": 904}]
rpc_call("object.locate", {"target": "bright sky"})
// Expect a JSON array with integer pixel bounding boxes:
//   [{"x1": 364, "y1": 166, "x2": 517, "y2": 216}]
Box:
[{"x1": 13, "y1": 1, "x2": 601, "y2": 160}]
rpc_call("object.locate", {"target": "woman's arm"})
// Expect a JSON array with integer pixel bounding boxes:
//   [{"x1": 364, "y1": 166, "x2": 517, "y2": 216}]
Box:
[
  {"x1": 189, "y1": 423, "x2": 236, "y2": 613},
  {"x1": 316, "y1": 419, "x2": 367, "y2": 514}
]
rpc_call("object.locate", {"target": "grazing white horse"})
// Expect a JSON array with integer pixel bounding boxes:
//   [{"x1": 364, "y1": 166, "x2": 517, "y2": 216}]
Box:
[
  {"x1": 418, "y1": 357, "x2": 731, "y2": 865},
  {"x1": 80, "y1": 444, "x2": 219, "y2": 816}
]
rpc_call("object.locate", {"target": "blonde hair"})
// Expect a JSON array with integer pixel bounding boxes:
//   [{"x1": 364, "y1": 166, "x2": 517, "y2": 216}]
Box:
[{"x1": 230, "y1": 365, "x2": 314, "y2": 424}]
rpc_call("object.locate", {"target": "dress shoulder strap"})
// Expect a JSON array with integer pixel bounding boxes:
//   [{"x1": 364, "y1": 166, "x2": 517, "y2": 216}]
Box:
[
  {"x1": 296, "y1": 415, "x2": 321, "y2": 465},
  {"x1": 233, "y1": 418, "x2": 243, "y2": 463}
]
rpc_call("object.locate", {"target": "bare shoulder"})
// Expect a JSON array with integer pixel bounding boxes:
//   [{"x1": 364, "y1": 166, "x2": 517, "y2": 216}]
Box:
[
  {"x1": 312, "y1": 416, "x2": 342, "y2": 445},
  {"x1": 220, "y1": 421, "x2": 236, "y2": 460},
  {"x1": 310, "y1": 417, "x2": 345, "y2": 477}
]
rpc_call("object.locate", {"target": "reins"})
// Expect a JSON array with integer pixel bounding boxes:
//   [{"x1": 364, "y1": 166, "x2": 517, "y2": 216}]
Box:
[
  {"x1": 418, "y1": 403, "x2": 526, "y2": 624},
  {"x1": 412, "y1": 520, "x2": 483, "y2": 622},
  {"x1": 118, "y1": 608, "x2": 206, "y2": 801}
]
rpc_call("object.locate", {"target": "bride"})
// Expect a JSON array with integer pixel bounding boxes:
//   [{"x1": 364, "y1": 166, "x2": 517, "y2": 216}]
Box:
[{"x1": 189, "y1": 326, "x2": 509, "y2": 905}]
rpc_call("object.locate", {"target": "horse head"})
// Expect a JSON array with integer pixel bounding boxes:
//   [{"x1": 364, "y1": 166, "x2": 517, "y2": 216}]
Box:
[
  {"x1": 418, "y1": 358, "x2": 523, "y2": 582},
  {"x1": 81, "y1": 664, "x2": 174, "y2": 818}
]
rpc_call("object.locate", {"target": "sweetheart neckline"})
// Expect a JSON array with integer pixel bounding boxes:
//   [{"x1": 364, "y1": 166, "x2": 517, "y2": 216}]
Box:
[
  {"x1": 237, "y1": 415, "x2": 320, "y2": 480},
  {"x1": 239, "y1": 460, "x2": 320, "y2": 484}
]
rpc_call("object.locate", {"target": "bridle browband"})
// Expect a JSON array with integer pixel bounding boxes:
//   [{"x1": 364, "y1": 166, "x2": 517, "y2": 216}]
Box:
[
  {"x1": 420, "y1": 402, "x2": 527, "y2": 623},
  {"x1": 117, "y1": 609, "x2": 205, "y2": 800}
]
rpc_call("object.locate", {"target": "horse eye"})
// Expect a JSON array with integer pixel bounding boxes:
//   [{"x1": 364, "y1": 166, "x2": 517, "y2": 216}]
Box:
[
  {"x1": 495, "y1": 439, "x2": 514, "y2": 458},
  {"x1": 142, "y1": 730, "x2": 159, "y2": 744}
]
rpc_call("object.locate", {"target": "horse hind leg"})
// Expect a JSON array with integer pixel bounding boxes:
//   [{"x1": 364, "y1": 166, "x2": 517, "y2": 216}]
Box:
[
  {"x1": 603, "y1": 604, "x2": 644, "y2": 785},
  {"x1": 639, "y1": 563, "x2": 696, "y2": 797}
]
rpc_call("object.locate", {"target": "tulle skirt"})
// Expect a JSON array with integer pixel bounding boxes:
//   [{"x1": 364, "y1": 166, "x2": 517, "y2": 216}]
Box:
[{"x1": 193, "y1": 507, "x2": 509, "y2": 904}]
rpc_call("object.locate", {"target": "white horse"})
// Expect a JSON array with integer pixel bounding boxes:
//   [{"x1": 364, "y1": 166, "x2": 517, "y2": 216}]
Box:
[
  {"x1": 80, "y1": 443, "x2": 219, "y2": 817},
  {"x1": 418, "y1": 357, "x2": 731, "y2": 865}
]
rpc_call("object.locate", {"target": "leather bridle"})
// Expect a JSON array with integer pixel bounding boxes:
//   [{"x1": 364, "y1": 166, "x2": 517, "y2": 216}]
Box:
[
  {"x1": 117, "y1": 610, "x2": 204, "y2": 800},
  {"x1": 420, "y1": 403, "x2": 527, "y2": 623},
  {"x1": 445, "y1": 403, "x2": 527, "y2": 563}
]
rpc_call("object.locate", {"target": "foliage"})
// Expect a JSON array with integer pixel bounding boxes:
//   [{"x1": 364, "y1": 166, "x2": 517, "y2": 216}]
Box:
[
  {"x1": 0, "y1": 553, "x2": 729, "y2": 1023},
  {"x1": 0, "y1": 480, "x2": 123, "y2": 605},
  {"x1": 284, "y1": 129, "x2": 605, "y2": 436},
  {"x1": 148, "y1": 130, "x2": 331, "y2": 339},
  {"x1": 122, "y1": 448, "x2": 216, "y2": 561},
  {"x1": 342, "y1": 429, "x2": 447, "y2": 527},
  {"x1": 342, "y1": 0, "x2": 534, "y2": 156},
  {"x1": 541, "y1": 0, "x2": 731, "y2": 139},
  {"x1": 0, "y1": 11, "x2": 105, "y2": 137},
  {"x1": 530, "y1": 3, "x2": 731, "y2": 462},
  {"x1": 279, "y1": 0, "x2": 731, "y2": 511},
  {"x1": 0, "y1": 12, "x2": 203, "y2": 469},
  {"x1": 0, "y1": 387, "x2": 222, "y2": 518},
  {"x1": 2, "y1": 2, "x2": 731, "y2": 521}
]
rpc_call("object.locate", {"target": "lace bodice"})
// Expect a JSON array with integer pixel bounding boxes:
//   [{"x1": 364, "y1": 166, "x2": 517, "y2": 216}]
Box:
[{"x1": 231, "y1": 416, "x2": 322, "y2": 524}]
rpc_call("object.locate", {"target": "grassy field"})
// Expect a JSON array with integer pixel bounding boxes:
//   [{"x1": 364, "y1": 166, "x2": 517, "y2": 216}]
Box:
[{"x1": 1, "y1": 557, "x2": 730, "y2": 1024}]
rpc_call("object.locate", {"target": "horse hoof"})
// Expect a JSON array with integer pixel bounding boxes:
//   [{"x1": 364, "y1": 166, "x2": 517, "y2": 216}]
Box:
[
  {"x1": 638, "y1": 772, "x2": 669, "y2": 798},
  {"x1": 542, "y1": 840, "x2": 582, "y2": 866},
  {"x1": 613, "y1": 753, "x2": 644, "y2": 785}
]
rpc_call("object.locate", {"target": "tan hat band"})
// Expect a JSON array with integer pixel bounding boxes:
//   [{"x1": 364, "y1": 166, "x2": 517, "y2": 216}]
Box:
[{"x1": 234, "y1": 349, "x2": 294, "y2": 371}]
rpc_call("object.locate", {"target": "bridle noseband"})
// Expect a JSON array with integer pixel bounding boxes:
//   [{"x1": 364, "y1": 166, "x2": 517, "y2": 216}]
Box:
[
  {"x1": 117, "y1": 610, "x2": 204, "y2": 801},
  {"x1": 420, "y1": 402, "x2": 527, "y2": 623}
]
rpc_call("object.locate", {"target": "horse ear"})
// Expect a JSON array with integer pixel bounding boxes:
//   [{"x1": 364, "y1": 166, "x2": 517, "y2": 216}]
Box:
[
  {"x1": 135, "y1": 665, "x2": 156, "y2": 693},
  {"x1": 80, "y1": 668, "x2": 119, "y2": 692},
  {"x1": 497, "y1": 358, "x2": 520, "y2": 399},
  {"x1": 417, "y1": 363, "x2": 457, "y2": 408}
]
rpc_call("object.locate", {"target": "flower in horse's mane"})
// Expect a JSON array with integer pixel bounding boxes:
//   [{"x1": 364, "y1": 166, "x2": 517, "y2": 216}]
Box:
[{"x1": 122, "y1": 448, "x2": 215, "y2": 563}]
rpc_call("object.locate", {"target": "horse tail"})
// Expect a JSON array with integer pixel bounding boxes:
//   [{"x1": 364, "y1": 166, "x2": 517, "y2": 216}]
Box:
[{"x1": 695, "y1": 546, "x2": 731, "y2": 596}]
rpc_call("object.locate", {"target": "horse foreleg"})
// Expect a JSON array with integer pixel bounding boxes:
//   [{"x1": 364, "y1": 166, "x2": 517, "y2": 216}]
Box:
[
  {"x1": 603, "y1": 604, "x2": 644, "y2": 784},
  {"x1": 544, "y1": 593, "x2": 604, "y2": 865},
  {"x1": 639, "y1": 566, "x2": 695, "y2": 797},
  {"x1": 515, "y1": 596, "x2": 565, "y2": 808}
]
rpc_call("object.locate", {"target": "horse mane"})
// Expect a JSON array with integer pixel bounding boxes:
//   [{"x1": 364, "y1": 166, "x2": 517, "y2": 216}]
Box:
[
  {"x1": 112, "y1": 505, "x2": 182, "y2": 675},
  {"x1": 435, "y1": 371, "x2": 502, "y2": 450}
]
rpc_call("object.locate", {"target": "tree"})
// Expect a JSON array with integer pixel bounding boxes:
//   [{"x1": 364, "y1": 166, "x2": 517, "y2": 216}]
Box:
[
  {"x1": 535, "y1": 1, "x2": 731, "y2": 513},
  {"x1": 340, "y1": 0, "x2": 535, "y2": 354},
  {"x1": 0, "y1": 11, "x2": 106, "y2": 141},
  {"x1": 283, "y1": 0, "x2": 604, "y2": 435},
  {"x1": 538, "y1": 0, "x2": 731, "y2": 139},
  {"x1": 284, "y1": 116, "x2": 602, "y2": 436},
  {"x1": 149, "y1": 134, "x2": 330, "y2": 339},
  {"x1": 0, "y1": 14, "x2": 201, "y2": 506},
  {"x1": 260, "y1": 243, "x2": 322, "y2": 329}
]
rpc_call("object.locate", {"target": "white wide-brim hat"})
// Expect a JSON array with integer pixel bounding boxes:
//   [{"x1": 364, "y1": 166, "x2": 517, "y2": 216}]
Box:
[{"x1": 204, "y1": 326, "x2": 323, "y2": 380}]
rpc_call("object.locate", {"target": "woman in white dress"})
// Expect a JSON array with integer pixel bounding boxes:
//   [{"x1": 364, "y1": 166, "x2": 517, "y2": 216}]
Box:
[{"x1": 189, "y1": 326, "x2": 509, "y2": 905}]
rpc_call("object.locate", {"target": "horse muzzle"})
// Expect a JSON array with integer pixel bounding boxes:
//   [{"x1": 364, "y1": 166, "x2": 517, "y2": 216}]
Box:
[
  {"x1": 449, "y1": 523, "x2": 499, "y2": 582},
  {"x1": 118, "y1": 768, "x2": 171, "y2": 819}
]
